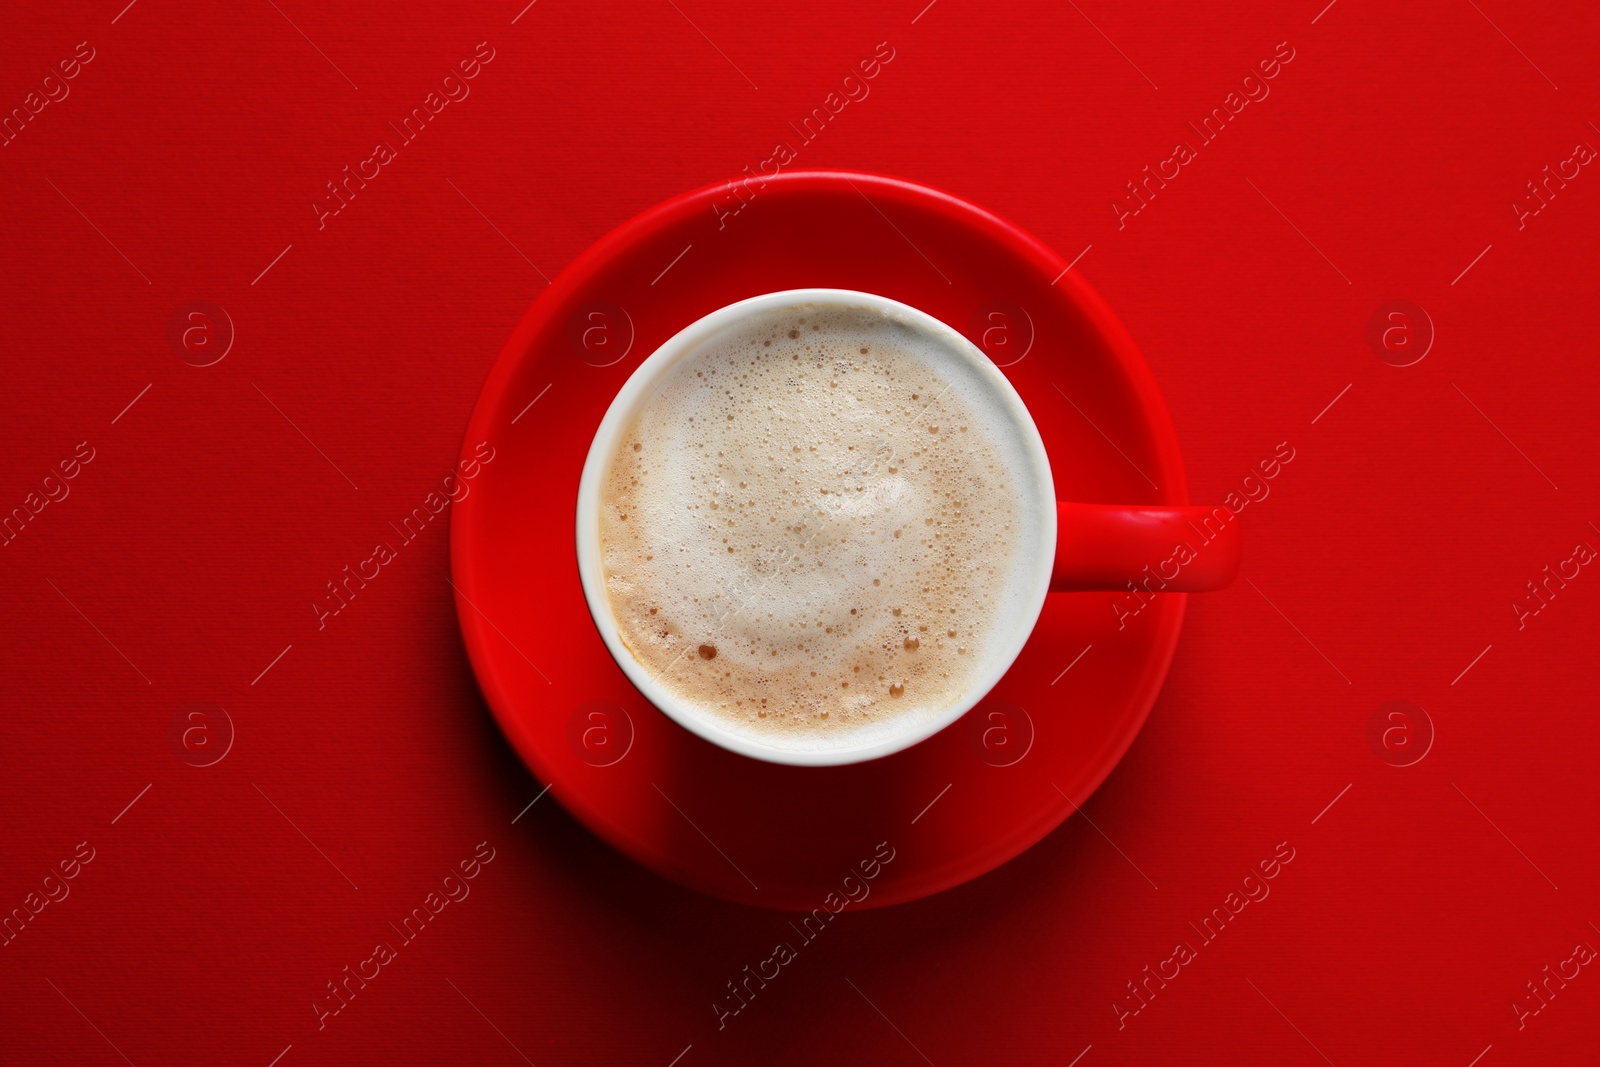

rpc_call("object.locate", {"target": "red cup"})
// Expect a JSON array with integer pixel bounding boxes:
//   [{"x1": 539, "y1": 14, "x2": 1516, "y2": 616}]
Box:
[{"x1": 575, "y1": 289, "x2": 1239, "y2": 766}]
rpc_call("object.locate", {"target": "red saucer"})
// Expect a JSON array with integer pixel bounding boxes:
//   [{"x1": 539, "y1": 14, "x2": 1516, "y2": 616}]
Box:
[{"x1": 451, "y1": 170, "x2": 1189, "y2": 910}]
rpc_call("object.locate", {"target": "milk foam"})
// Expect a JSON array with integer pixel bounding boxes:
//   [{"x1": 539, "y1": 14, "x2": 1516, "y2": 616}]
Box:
[{"x1": 598, "y1": 304, "x2": 1028, "y2": 744}]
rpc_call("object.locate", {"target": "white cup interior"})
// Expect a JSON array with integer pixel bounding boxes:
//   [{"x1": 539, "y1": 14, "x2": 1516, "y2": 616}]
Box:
[{"x1": 575, "y1": 289, "x2": 1056, "y2": 766}]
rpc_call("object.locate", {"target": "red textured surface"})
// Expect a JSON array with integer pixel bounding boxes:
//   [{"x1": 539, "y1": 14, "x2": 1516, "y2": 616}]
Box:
[{"x1": 3, "y1": 1, "x2": 1598, "y2": 1065}]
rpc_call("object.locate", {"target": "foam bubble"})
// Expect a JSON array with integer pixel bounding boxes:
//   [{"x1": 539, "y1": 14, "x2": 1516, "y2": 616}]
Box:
[{"x1": 598, "y1": 304, "x2": 1025, "y2": 744}]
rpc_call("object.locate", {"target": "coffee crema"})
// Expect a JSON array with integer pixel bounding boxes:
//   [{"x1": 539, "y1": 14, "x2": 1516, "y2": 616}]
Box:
[{"x1": 597, "y1": 304, "x2": 1024, "y2": 744}]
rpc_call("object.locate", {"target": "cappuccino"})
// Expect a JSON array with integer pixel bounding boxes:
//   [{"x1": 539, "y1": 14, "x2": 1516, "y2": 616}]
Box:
[{"x1": 597, "y1": 303, "x2": 1030, "y2": 744}]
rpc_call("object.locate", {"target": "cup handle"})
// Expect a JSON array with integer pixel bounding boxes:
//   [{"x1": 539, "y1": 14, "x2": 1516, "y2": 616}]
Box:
[{"x1": 1051, "y1": 502, "x2": 1241, "y2": 592}]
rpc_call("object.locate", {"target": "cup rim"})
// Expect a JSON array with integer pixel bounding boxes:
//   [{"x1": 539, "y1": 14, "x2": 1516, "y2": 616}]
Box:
[{"x1": 574, "y1": 288, "x2": 1056, "y2": 766}]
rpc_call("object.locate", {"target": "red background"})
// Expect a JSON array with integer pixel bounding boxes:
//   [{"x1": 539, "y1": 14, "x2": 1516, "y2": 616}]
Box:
[{"x1": 3, "y1": 0, "x2": 1598, "y2": 1064}]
